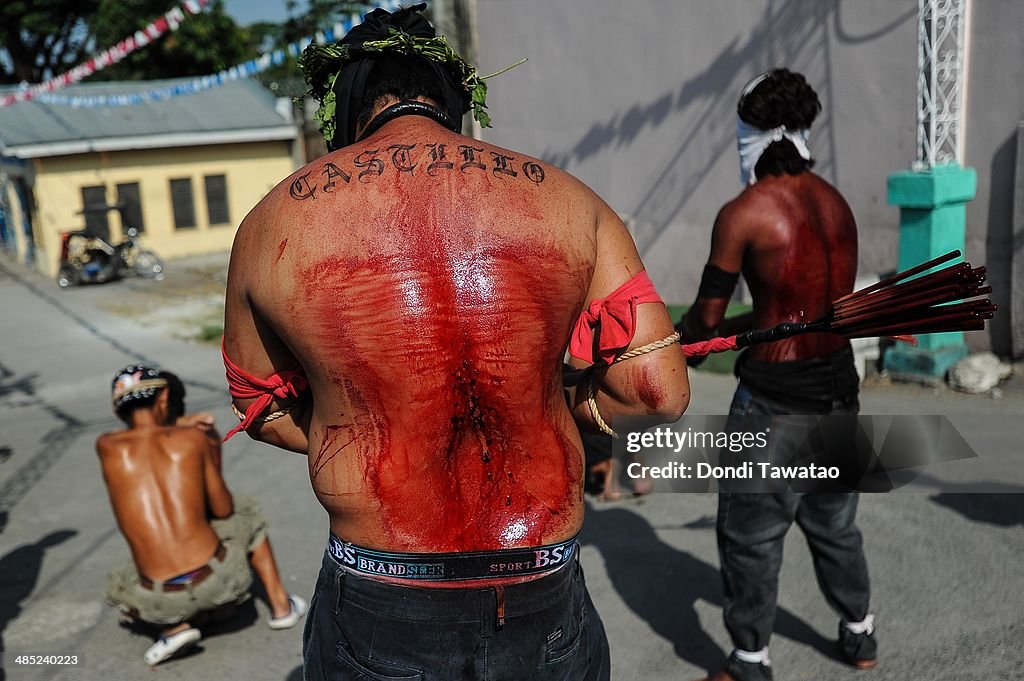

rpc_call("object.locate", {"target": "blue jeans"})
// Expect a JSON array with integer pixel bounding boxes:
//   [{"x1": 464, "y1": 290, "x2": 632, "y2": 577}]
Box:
[
  {"x1": 717, "y1": 383, "x2": 871, "y2": 653},
  {"x1": 303, "y1": 549, "x2": 610, "y2": 681}
]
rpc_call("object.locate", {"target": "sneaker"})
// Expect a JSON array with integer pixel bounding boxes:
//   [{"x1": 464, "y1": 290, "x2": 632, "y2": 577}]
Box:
[
  {"x1": 694, "y1": 655, "x2": 773, "y2": 681},
  {"x1": 723, "y1": 654, "x2": 774, "y2": 681},
  {"x1": 144, "y1": 627, "x2": 201, "y2": 666},
  {"x1": 268, "y1": 594, "x2": 308, "y2": 630},
  {"x1": 839, "y1": 618, "x2": 878, "y2": 669}
]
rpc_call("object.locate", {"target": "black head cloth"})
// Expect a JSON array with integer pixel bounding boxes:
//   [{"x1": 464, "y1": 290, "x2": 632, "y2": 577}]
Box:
[{"x1": 329, "y1": 3, "x2": 469, "y2": 150}]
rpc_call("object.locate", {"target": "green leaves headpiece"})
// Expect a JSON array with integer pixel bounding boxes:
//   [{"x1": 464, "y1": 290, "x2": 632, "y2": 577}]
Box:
[{"x1": 298, "y1": 27, "x2": 491, "y2": 146}]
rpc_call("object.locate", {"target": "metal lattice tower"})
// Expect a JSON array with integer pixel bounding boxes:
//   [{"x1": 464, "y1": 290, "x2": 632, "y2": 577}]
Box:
[{"x1": 915, "y1": 0, "x2": 968, "y2": 170}]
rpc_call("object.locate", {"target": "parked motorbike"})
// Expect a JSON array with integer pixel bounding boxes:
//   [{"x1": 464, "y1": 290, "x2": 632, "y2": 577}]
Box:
[{"x1": 57, "y1": 226, "x2": 164, "y2": 288}]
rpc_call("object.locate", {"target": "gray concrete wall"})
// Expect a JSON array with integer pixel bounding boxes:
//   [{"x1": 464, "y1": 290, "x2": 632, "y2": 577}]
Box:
[
  {"x1": 476, "y1": 0, "x2": 1022, "y2": 355},
  {"x1": 964, "y1": 1, "x2": 1024, "y2": 356},
  {"x1": 1012, "y1": 122, "x2": 1024, "y2": 357}
]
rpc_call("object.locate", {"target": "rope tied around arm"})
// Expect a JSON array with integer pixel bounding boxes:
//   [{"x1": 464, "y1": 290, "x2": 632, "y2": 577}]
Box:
[
  {"x1": 585, "y1": 331, "x2": 681, "y2": 438},
  {"x1": 585, "y1": 334, "x2": 743, "y2": 438}
]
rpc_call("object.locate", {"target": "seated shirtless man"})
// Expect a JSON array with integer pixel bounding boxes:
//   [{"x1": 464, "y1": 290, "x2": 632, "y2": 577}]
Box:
[
  {"x1": 221, "y1": 5, "x2": 688, "y2": 680},
  {"x1": 98, "y1": 365, "x2": 305, "y2": 666},
  {"x1": 679, "y1": 70, "x2": 876, "y2": 681}
]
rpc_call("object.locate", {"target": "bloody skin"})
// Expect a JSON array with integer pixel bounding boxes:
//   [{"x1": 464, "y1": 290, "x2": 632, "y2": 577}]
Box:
[
  {"x1": 299, "y1": 238, "x2": 587, "y2": 551},
  {"x1": 633, "y1": 365, "x2": 666, "y2": 411},
  {"x1": 685, "y1": 172, "x2": 857, "y2": 361},
  {"x1": 227, "y1": 105, "x2": 690, "y2": 583},
  {"x1": 228, "y1": 117, "x2": 606, "y2": 557}
]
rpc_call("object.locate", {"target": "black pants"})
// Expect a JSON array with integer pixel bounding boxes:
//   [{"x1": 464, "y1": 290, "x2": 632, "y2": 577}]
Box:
[
  {"x1": 718, "y1": 383, "x2": 871, "y2": 653},
  {"x1": 303, "y1": 549, "x2": 610, "y2": 681}
]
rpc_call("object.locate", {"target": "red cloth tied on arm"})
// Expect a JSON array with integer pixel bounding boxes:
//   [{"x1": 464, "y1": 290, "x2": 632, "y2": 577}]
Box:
[
  {"x1": 569, "y1": 271, "x2": 666, "y2": 365},
  {"x1": 221, "y1": 338, "x2": 309, "y2": 442}
]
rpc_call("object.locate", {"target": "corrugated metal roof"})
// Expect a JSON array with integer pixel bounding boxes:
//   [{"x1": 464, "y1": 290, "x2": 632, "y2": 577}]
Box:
[{"x1": 0, "y1": 78, "x2": 294, "y2": 155}]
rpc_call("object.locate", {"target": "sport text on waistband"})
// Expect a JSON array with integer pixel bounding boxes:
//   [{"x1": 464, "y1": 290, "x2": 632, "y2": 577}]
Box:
[{"x1": 327, "y1": 534, "x2": 578, "y2": 582}]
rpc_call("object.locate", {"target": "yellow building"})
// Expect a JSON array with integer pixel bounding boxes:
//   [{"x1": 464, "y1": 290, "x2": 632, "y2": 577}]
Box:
[{"x1": 0, "y1": 78, "x2": 299, "y2": 277}]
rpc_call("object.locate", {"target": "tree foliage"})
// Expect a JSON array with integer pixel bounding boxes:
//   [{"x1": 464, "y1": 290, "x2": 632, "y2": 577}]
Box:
[
  {"x1": 0, "y1": 0, "x2": 254, "y2": 84},
  {"x1": 91, "y1": 1, "x2": 254, "y2": 81},
  {"x1": 257, "y1": 1, "x2": 377, "y2": 99},
  {"x1": 282, "y1": 1, "x2": 377, "y2": 44},
  {"x1": 0, "y1": 0, "x2": 103, "y2": 83},
  {"x1": 0, "y1": 0, "x2": 383, "y2": 88}
]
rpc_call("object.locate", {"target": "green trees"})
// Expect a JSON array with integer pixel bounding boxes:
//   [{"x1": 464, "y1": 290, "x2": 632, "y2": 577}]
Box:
[
  {"x1": 0, "y1": 1, "x2": 377, "y2": 87},
  {"x1": 1, "y1": 0, "x2": 255, "y2": 84},
  {"x1": 91, "y1": 1, "x2": 254, "y2": 81}
]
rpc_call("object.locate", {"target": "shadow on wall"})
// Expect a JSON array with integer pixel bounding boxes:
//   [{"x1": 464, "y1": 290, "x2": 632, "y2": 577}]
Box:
[
  {"x1": 985, "y1": 130, "x2": 1018, "y2": 356},
  {"x1": 542, "y1": 0, "x2": 914, "y2": 256}
]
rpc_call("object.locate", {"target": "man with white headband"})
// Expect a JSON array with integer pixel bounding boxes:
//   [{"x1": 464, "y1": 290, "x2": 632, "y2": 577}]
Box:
[{"x1": 677, "y1": 69, "x2": 877, "y2": 681}]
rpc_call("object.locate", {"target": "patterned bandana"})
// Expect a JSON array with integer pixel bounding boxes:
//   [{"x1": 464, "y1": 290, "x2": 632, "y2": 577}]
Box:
[{"x1": 111, "y1": 365, "x2": 167, "y2": 412}]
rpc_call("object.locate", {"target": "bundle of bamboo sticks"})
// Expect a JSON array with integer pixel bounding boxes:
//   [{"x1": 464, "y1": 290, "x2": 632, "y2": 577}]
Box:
[
  {"x1": 680, "y1": 250, "x2": 995, "y2": 356},
  {"x1": 825, "y1": 250, "x2": 994, "y2": 339}
]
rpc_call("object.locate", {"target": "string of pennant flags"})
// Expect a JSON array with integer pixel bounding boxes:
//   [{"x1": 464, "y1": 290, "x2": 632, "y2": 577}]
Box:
[
  {"x1": 1, "y1": 0, "x2": 212, "y2": 108},
  {"x1": 1, "y1": 0, "x2": 406, "y2": 109}
]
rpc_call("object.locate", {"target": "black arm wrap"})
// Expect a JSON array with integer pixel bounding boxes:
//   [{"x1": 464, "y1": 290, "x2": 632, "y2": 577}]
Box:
[{"x1": 697, "y1": 264, "x2": 740, "y2": 300}]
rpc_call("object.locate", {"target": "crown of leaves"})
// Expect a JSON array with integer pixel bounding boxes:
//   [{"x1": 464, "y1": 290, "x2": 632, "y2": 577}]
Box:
[{"x1": 298, "y1": 28, "x2": 491, "y2": 145}]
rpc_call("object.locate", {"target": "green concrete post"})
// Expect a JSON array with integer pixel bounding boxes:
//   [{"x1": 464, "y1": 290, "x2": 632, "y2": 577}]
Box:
[{"x1": 884, "y1": 164, "x2": 977, "y2": 382}]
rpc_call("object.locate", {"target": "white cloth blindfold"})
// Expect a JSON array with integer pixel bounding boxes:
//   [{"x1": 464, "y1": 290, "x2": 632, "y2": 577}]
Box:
[
  {"x1": 736, "y1": 72, "x2": 811, "y2": 186},
  {"x1": 736, "y1": 117, "x2": 811, "y2": 186}
]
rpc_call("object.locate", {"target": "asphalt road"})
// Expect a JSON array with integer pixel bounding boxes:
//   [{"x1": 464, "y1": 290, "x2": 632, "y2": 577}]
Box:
[{"x1": 1, "y1": 253, "x2": 1021, "y2": 681}]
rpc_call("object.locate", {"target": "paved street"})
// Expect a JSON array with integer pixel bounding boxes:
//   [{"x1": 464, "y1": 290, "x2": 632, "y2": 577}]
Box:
[{"x1": 1, "y1": 253, "x2": 1021, "y2": 681}]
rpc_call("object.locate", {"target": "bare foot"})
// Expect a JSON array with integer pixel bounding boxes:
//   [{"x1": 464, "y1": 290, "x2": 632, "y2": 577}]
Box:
[
  {"x1": 161, "y1": 622, "x2": 192, "y2": 637},
  {"x1": 632, "y1": 477, "x2": 652, "y2": 496},
  {"x1": 595, "y1": 459, "x2": 623, "y2": 502}
]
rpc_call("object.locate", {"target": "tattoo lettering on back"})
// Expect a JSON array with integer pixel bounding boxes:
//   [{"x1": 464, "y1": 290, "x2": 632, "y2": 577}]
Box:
[
  {"x1": 425, "y1": 144, "x2": 454, "y2": 176},
  {"x1": 459, "y1": 145, "x2": 487, "y2": 172},
  {"x1": 389, "y1": 144, "x2": 418, "y2": 174},
  {"x1": 523, "y1": 161, "x2": 546, "y2": 185},
  {"x1": 322, "y1": 162, "x2": 351, "y2": 192},
  {"x1": 490, "y1": 152, "x2": 518, "y2": 178},
  {"x1": 354, "y1": 149, "x2": 386, "y2": 183},
  {"x1": 289, "y1": 172, "x2": 317, "y2": 200},
  {"x1": 287, "y1": 141, "x2": 547, "y2": 200}
]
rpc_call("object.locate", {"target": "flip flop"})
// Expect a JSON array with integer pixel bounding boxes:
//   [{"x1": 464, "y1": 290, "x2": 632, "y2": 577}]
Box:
[{"x1": 144, "y1": 627, "x2": 201, "y2": 666}]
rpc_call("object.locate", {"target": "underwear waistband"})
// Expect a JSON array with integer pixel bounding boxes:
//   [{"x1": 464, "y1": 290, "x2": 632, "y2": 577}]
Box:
[{"x1": 326, "y1": 533, "x2": 578, "y2": 582}]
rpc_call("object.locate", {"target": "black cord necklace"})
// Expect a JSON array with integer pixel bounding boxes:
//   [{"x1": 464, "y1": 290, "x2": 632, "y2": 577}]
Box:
[{"x1": 355, "y1": 101, "x2": 458, "y2": 142}]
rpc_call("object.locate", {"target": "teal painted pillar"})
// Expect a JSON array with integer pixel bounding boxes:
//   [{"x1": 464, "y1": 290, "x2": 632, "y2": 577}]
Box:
[{"x1": 884, "y1": 164, "x2": 977, "y2": 382}]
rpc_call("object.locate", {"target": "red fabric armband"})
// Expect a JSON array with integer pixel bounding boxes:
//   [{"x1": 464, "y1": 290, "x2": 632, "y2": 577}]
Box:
[
  {"x1": 222, "y1": 338, "x2": 309, "y2": 441},
  {"x1": 569, "y1": 271, "x2": 666, "y2": 365}
]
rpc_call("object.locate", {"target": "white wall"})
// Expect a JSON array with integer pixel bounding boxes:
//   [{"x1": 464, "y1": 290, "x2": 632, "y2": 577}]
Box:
[{"x1": 477, "y1": 0, "x2": 1022, "y2": 353}]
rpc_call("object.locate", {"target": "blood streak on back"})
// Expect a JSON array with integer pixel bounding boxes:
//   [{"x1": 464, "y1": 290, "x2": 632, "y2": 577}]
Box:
[{"x1": 298, "y1": 183, "x2": 586, "y2": 552}]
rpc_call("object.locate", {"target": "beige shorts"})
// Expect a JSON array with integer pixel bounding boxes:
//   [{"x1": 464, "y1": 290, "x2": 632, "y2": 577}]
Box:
[{"x1": 106, "y1": 496, "x2": 268, "y2": 626}]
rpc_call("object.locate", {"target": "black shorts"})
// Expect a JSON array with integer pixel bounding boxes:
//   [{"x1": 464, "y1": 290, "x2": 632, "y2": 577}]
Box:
[{"x1": 302, "y1": 547, "x2": 611, "y2": 681}]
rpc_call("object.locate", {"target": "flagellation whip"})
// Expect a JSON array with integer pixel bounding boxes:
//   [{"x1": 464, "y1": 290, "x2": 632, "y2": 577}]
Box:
[
  {"x1": 678, "y1": 250, "x2": 995, "y2": 358},
  {"x1": 568, "y1": 250, "x2": 995, "y2": 437}
]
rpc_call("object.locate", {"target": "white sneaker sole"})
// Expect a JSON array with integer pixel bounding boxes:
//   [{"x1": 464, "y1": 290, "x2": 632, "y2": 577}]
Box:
[
  {"x1": 144, "y1": 628, "x2": 201, "y2": 666},
  {"x1": 268, "y1": 594, "x2": 308, "y2": 630}
]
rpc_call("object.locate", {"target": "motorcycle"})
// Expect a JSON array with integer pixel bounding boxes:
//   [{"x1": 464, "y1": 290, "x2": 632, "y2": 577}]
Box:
[{"x1": 57, "y1": 225, "x2": 165, "y2": 288}]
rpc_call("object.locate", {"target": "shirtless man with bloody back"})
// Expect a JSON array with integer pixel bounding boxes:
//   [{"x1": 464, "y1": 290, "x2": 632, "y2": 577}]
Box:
[
  {"x1": 680, "y1": 70, "x2": 877, "y2": 681},
  {"x1": 221, "y1": 6, "x2": 688, "y2": 681}
]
